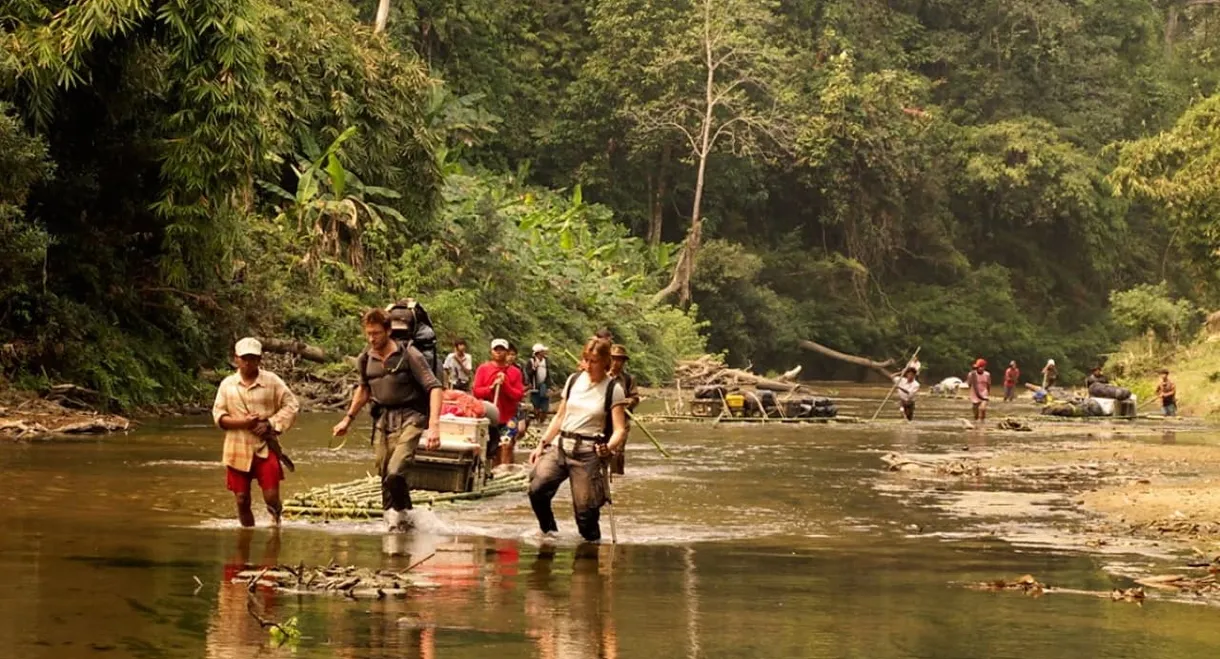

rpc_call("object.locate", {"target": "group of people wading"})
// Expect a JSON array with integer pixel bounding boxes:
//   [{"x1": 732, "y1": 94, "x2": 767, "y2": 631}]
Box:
[{"x1": 211, "y1": 301, "x2": 640, "y2": 543}]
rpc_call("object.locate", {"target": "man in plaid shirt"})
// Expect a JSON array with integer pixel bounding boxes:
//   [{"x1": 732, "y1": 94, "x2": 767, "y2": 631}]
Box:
[{"x1": 212, "y1": 337, "x2": 300, "y2": 527}]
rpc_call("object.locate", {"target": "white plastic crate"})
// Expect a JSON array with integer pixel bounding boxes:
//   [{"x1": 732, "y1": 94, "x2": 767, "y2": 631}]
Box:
[{"x1": 438, "y1": 416, "x2": 490, "y2": 453}]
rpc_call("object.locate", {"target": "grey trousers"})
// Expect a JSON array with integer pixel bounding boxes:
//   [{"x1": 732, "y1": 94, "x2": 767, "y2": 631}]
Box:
[{"x1": 528, "y1": 444, "x2": 608, "y2": 541}]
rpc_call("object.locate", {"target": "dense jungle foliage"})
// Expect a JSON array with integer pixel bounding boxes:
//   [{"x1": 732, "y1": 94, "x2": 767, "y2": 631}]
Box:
[{"x1": 3, "y1": 0, "x2": 1220, "y2": 406}]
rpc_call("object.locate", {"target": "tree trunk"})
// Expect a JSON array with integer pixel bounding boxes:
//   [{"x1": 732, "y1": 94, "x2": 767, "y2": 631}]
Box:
[
  {"x1": 374, "y1": 0, "x2": 391, "y2": 34},
  {"x1": 648, "y1": 144, "x2": 670, "y2": 247},
  {"x1": 653, "y1": 6, "x2": 716, "y2": 307},
  {"x1": 1166, "y1": 3, "x2": 1180, "y2": 56},
  {"x1": 798, "y1": 340, "x2": 895, "y2": 379},
  {"x1": 257, "y1": 338, "x2": 334, "y2": 363}
]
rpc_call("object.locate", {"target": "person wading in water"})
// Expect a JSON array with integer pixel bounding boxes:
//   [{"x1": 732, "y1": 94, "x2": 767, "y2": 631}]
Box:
[
  {"x1": 607, "y1": 343, "x2": 640, "y2": 474},
  {"x1": 474, "y1": 339, "x2": 525, "y2": 466},
  {"x1": 332, "y1": 309, "x2": 442, "y2": 532},
  {"x1": 894, "y1": 366, "x2": 919, "y2": 421},
  {"x1": 966, "y1": 359, "x2": 992, "y2": 425},
  {"x1": 212, "y1": 338, "x2": 300, "y2": 527},
  {"x1": 528, "y1": 337, "x2": 627, "y2": 542},
  {"x1": 1003, "y1": 361, "x2": 1020, "y2": 402}
]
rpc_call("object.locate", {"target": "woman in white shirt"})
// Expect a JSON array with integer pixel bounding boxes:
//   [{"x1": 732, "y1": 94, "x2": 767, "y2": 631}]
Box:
[{"x1": 528, "y1": 337, "x2": 627, "y2": 541}]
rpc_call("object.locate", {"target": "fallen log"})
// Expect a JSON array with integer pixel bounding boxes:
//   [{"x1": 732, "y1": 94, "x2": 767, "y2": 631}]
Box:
[
  {"x1": 256, "y1": 338, "x2": 334, "y2": 363},
  {"x1": 798, "y1": 340, "x2": 894, "y2": 378}
]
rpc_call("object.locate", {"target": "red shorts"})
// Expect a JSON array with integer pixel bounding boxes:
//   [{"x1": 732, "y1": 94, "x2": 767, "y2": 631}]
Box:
[{"x1": 226, "y1": 453, "x2": 284, "y2": 494}]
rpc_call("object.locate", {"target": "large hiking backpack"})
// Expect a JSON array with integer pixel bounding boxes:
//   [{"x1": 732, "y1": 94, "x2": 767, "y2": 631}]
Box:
[{"x1": 387, "y1": 298, "x2": 441, "y2": 380}]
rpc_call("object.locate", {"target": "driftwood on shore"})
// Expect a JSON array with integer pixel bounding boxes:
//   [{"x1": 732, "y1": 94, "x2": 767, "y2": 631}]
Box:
[
  {"x1": 0, "y1": 414, "x2": 130, "y2": 440},
  {"x1": 257, "y1": 337, "x2": 335, "y2": 363},
  {"x1": 674, "y1": 354, "x2": 807, "y2": 392},
  {"x1": 798, "y1": 340, "x2": 895, "y2": 379}
]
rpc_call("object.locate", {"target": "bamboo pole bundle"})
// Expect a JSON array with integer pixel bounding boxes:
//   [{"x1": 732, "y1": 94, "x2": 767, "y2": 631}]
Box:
[{"x1": 284, "y1": 472, "x2": 530, "y2": 519}]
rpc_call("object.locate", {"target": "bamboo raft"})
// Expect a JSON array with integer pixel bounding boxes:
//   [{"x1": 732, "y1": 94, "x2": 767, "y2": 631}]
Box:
[
  {"x1": 283, "y1": 471, "x2": 529, "y2": 519},
  {"x1": 637, "y1": 413, "x2": 862, "y2": 425}
]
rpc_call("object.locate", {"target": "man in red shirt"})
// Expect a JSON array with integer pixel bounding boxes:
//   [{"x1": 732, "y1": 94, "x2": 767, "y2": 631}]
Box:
[
  {"x1": 1003, "y1": 361, "x2": 1020, "y2": 402},
  {"x1": 474, "y1": 338, "x2": 525, "y2": 465}
]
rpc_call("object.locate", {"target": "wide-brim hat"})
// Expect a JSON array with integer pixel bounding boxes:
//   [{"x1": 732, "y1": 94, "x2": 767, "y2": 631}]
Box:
[
  {"x1": 532, "y1": 343, "x2": 547, "y2": 354},
  {"x1": 610, "y1": 344, "x2": 629, "y2": 360}
]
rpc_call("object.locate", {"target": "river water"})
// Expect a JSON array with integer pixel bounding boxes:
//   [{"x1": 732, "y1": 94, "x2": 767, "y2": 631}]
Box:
[{"x1": 1, "y1": 384, "x2": 1218, "y2": 658}]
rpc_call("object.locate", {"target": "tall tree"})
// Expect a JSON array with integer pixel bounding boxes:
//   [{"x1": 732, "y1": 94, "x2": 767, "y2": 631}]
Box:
[{"x1": 607, "y1": 0, "x2": 793, "y2": 306}]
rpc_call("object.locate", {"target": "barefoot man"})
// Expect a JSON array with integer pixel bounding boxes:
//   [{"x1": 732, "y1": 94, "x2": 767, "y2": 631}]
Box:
[
  {"x1": 966, "y1": 358, "x2": 991, "y2": 425},
  {"x1": 212, "y1": 338, "x2": 299, "y2": 527}
]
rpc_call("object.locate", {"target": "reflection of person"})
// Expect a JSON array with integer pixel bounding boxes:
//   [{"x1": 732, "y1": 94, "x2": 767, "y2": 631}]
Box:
[
  {"x1": 528, "y1": 338, "x2": 627, "y2": 541},
  {"x1": 206, "y1": 529, "x2": 280, "y2": 659},
  {"x1": 212, "y1": 338, "x2": 299, "y2": 527},
  {"x1": 525, "y1": 545, "x2": 618, "y2": 659}
]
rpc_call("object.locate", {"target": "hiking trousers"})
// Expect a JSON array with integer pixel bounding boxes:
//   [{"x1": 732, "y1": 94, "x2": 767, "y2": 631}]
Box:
[
  {"x1": 528, "y1": 444, "x2": 608, "y2": 541},
  {"x1": 374, "y1": 410, "x2": 423, "y2": 512}
]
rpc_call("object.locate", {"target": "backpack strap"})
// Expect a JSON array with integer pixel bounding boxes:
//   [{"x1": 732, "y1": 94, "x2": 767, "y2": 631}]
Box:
[
  {"x1": 601, "y1": 377, "x2": 620, "y2": 440},
  {"x1": 562, "y1": 373, "x2": 580, "y2": 401}
]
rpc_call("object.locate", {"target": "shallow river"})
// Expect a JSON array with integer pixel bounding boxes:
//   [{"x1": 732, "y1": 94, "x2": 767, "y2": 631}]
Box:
[{"x1": 1, "y1": 384, "x2": 1217, "y2": 658}]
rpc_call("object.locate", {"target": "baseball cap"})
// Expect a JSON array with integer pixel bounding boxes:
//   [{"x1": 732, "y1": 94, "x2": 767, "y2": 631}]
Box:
[
  {"x1": 235, "y1": 337, "x2": 262, "y2": 357},
  {"x1": 490, "y1": 338, "x2": 509, "y2": 351},
  {"x1": 973, "y1": 358, "x2": 987, "y2": 368},
  {"x1": 532, "y1": 343, "x2": 547, "y2": 354}
]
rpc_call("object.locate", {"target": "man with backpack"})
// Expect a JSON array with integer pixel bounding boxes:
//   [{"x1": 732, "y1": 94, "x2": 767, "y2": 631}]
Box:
[
  {"x1": 332, "y1": 308, "x2": 442, "y2": 532},
  {"x1": 524, "y1": 344, "x2": 552, "y2": 425},
  {"x1": 607, "y1": 344, "x2": 639, "y2": 474}
]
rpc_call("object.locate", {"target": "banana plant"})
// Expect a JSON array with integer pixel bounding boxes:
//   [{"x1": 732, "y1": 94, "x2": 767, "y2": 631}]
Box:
[{"x1": 259, "y1": 127, "x2": 409, "y2": 272}]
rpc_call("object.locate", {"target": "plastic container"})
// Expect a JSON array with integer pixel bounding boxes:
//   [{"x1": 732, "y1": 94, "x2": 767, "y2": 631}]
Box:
[
  {"x1": 439, "y1": 416, "x2": 490, "y2": 452},
  {"x1": 724, "y1": 393, "x2": 745, "y2": 412}
]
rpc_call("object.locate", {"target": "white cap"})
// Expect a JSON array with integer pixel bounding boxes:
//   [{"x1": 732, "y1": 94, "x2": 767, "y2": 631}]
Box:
[
  {"x1": 532, "y1": 343, "x2": 547, "y2": 354},
  {"x1": 1047, "y1": 359, "x2": 1055, "y2": 366},
  {"x1": 490, "y1": 338, "x2": 509, "y2": 351},
  {"x1": 235, "y1": 337, "x2": 262, "y2": 357}
]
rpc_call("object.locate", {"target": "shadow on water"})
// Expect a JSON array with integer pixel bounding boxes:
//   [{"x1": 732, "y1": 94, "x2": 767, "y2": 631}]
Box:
[{"x1": 1, "y1": 385, "x2": 1220, "y2": 658}]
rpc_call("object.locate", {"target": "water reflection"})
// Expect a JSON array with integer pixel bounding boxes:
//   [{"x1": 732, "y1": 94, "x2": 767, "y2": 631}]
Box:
[
  {"x1": 205, "y1": 529, "x2": 280, "y2": 659},
  {"x1": 525, "y1": 543, "x2": 620, "y2": 659}
]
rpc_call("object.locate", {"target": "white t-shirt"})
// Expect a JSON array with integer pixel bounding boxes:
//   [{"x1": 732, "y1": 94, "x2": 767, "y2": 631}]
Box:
[
  {"x1": 894, "y1": 376, "x2": 920, "y2": 402},
  {"x1": 560, "y1": 372, "x2": 625, "y2": 437}
]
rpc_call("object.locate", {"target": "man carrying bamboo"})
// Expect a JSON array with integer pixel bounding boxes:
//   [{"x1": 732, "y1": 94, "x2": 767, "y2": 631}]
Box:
[
  {"x1": 608, "y1": 344, "x2": 639, "y2": 474},
  {"x1": 474, "y1": 339, "x2": 525, "y2": 466},
  {"x1": 213, "y1": 338, "x2": 300, "y2": 527},
  {"x1": 332, "y1": 309, "x2": 442, "y2": 532}
]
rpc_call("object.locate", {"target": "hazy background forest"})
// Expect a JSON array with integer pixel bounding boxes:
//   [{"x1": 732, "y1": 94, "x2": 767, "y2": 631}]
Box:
[{"x1": 3, "y1": 0, "x2": 1220, "y2": 407}]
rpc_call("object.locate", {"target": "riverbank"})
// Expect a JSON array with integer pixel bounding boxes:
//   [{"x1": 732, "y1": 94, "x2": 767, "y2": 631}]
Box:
[
  {"x1": 0, "y1": 389, "x2": 131, "y2": 440},
  {"x1": 882, "y1": 424, "x2": 1220, "y2": 554}
]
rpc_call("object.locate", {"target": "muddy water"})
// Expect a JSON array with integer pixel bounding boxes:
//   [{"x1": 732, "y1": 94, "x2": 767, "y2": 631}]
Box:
[{"x1": 1, "y1": 385, "x2": 1218, "y2": 659}]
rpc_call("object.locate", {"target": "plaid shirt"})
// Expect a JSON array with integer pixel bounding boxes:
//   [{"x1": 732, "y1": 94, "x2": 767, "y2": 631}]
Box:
[{"x1": 212, "y1": 370, "x2": 299, "y2": 472}]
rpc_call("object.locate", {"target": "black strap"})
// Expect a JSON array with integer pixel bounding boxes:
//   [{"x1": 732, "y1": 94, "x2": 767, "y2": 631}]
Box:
[{"x1": 560, "y1": 373, "x2": 618, "y2": 440}]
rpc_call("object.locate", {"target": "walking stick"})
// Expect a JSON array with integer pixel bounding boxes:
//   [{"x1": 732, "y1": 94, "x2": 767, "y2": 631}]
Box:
[
  {"x1": 603, "y1": 461, "x2": 618, "y2": 544},
  {"x1": 871, "y1": 346, "x2": 921, "y2": 422}
]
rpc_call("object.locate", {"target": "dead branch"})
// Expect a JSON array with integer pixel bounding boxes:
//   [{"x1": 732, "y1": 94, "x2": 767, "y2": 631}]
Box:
[{"x1": 798, "y1": 340, "x2": 894, "y2": 379}]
